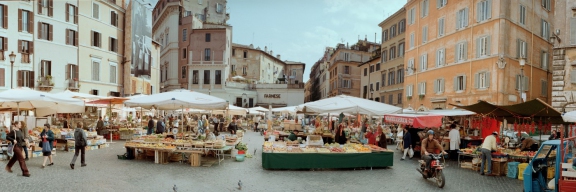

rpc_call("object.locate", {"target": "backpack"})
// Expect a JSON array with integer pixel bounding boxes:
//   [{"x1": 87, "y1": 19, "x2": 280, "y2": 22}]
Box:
[{"x1": 75, "y1": 129, "x2": 86, "y2": 147}]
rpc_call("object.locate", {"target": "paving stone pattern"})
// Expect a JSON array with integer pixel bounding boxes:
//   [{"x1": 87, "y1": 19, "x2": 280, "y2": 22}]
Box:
[{"x1": 1, "y1": 131, "x2": 523, "y2": 191}]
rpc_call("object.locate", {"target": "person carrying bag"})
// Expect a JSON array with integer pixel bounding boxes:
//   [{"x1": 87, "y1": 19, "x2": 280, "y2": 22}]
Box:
[
  {"x1": 40, "y1": 124, "x2": 55, "y2": 168},
  {"x1": 70, "y1": 122, "x2": 88, "y2": 170},
  {"x1": 5, "y1": 121, "x2": 30, "y2": 177}
]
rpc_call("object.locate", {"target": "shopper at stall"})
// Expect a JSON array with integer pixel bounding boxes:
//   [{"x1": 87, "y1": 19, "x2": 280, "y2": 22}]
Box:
[
  {"x1": 96, "y1": 116, "x2": 104, "y2": 135},
  {"x1": 401, "y1": 126, "x2": 412, "y2": 160},
  {"x1": 229, "y1": 117, "x2": 237, "y2": 135},
  {"x1": 205, "y1": 128, "x2": 216, "y2": 141},
  {"x1": 147, "y1": 116, "x2": 154, "y2": 135},
  {"x1": 5, "y1": 121, "x2": 30, "y2": 177},
  {"x1": 156, "y1": 116, "x2": 166, "y2": 134},
  {"x1": 549, "y1": 130, "x2": 558, "y2": 140},
  {"x1": 479, "y1": 132, "x2": 498, "y2": 176},
  {"x1": 334, "y1": 123, "x2": 347, "y2": 145},
  {"x1": 40, "y1": 124, "x2": 54, "y2": 168},
  {"x1": 421, "y1": 130, "x2": 447, "y2": 174},
  {"x1": 365, "y1": 128, "x2": 376, "y2": 145},
  {"x1": 519, "y1": 137, "x2": 539, "y2": 151},
  {"x1": 70, "y1": 122, "x2": 87, "y2": 169},
  {"x1": 448, "y1": 124, "x2": 461, "y2": 160},
  {"x1": 288, "y1": 130, "x2": 298, "y2": 141},
  {"x1": 378, "y1": 128, "x2": 388, "y2": 149}
]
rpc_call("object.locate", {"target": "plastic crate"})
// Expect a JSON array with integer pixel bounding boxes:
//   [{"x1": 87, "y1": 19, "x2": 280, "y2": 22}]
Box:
[
  {"x1": 518, "y1": 163, "x2": 529, "y2": 180},
  {"x1": 507, "y1": 162, "x2": 520, "y2": 179}
]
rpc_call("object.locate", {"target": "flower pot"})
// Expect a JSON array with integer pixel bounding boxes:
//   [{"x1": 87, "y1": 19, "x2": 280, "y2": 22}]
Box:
[{"x1": 238, "y1": 150, "x2": 246, "y2": 155}]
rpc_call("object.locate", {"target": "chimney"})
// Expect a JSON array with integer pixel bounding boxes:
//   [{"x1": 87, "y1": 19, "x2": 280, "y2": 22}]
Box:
[
  {"x1": 264, "y1": 46, "x2": 268, "y2": 52},
  {"x1": 270, "y1": 50, "x2": 273, "y2": 56},
  {"x1": 277, "y1": 54, "x2": 281, "y2": 59},
  {"x1": 249, "y1": 44, "x2": 254, "y2": 48}
]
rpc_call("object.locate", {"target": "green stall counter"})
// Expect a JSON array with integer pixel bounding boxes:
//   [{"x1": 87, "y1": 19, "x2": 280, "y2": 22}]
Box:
[{"x1": 262, "y1": 151, "x2": 394, "y2": 170}]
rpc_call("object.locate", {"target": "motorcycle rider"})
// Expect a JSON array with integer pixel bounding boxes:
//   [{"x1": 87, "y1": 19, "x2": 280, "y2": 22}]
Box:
[{"x1": 421, "y1": 130, "x2": 447, "y2": 174}]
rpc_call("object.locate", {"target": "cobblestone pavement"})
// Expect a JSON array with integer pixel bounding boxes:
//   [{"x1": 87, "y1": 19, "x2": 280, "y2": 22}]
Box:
[{"x1": 1, "y1": 131, "x2": 523, "y2": 191}]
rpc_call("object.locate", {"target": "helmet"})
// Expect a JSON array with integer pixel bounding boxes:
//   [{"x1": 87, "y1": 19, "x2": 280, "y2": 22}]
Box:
[{"x1": 427, "y1": 130, "x2": 434, "y2": 135}]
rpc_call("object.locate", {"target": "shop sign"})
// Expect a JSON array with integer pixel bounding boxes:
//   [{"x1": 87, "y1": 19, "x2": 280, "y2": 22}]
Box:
[{"x1": 264, "y1": 94, "x2": 281, "y2": 98}]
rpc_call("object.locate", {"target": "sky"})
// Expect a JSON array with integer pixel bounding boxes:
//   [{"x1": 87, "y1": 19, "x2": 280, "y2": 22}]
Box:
[{"x1": 227, "y1": 0, "x2": 407, "y2": 82}]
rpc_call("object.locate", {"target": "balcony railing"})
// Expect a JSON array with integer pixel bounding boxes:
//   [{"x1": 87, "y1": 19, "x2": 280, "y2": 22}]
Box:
[
  {"x1": 39, "y1": 76, "x2": 53, "y2": 87},
  {"x1": 288, "y1": 83, "x2": 305, "y2": 89},
  {"x1": 69, "y1": 80, "x2": 79, "y2": 90}
]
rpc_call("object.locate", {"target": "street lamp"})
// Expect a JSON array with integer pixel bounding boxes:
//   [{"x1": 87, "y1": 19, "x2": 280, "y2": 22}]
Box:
[
  {"x1": 9, "y1": 51, "x2": 16, "y2": 89},
  {"x1": 519, "y1": 57, "x2": 525, "y2": 102},
  {"x1": 370, "y1": 87, "x2": 374, "y2": 100}
]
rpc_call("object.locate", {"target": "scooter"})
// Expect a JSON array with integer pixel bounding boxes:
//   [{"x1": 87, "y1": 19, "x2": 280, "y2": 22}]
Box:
[{"x1": 417, "y1": 153, "x2": 446, "y2": 188}]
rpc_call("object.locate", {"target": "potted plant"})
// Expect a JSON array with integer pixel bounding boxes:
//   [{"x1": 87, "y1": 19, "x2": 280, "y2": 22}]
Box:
[
  {"x1": 235, "y1": 142, "x2": 248, "y2": 155},
  {"x1": 407, "y1": 96, "x2": 412, "y2": 100}
]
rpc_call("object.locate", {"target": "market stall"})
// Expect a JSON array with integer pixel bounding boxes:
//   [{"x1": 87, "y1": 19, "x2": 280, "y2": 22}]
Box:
[{"x1": 261, "y1": 141, "x2": 392, "y2": 169}]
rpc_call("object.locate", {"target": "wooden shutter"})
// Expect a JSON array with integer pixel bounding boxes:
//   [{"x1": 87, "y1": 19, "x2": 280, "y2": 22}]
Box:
[
  {"x1": 74, "y1": 30, "x2": 78, "y2": 46},
  {"x1": 523, "y1": 76, "x2": 529, "y2": 91},
  {"x1": 29, "y1": 71, "x2": 34, "y2": 88},
  {"x1": 90, "y1": 31, "x2": 94, "y2": 46},
  {"x1": 28, "y1": 12, "x2": 33, "y2": 33},
  {"x1": 74, "y1": 6, "x2": 78, "y2": 24},
  {"x1": 17, "y1": 40, "x2": 21, "y2": 53},
  {"x1": 38, "y1": 22, "x2": 42, "y2": 39},
  {"x1": 572, "y1": 70, "x2": 576, "y2": 83},
  {"x1": 65, "y1": 29, "x2": 69, "y2": 45},
  {"x1": 48, "y1": 24, "x2": 52, "y2": 41},
  {"x1": 38, "y1": 0, "x2": 42, "y2": 14},
  {"x1": 48, "y1": 0, "x2": 53, "y2": 17},
  {"x1": 74, "y1": 65, "x2": 78, "y2": 79},
  {"x1": 0, "y1": 68, "x2": 4, "y2": 87},
  {"x1": 474, "y1": 73, "x2": 479, "y2": 88},
  {"x1": 463, "y1": 75, "x2": 467, "y2": 90},
  {"x1": 17, "y1": 71, "x2": 21, "y2": 87},
  {"x1": 3, "y1": 37, "x2": 6, "y2": 51},
  {"x1": 486, "y1": 36, "x2": 491, "y2": 56},
  {"x1": 48, "y1": 61, "x2": 51, "y2": 75},
  {"x1": 66, "y1": 4, "x2": 69, "y2": 22},
  {"x1": 2, "y1": 5, "x2": 7, "y2": 29},
  {"x1": 110, "y1": 11, "x2": 114, "y2": 26},
  {"x1": 434, "y1": 79, "x2": 438, "y2": 93},
  {"x1": 29, "y1": 41, "x2": 33, "y2": 53},
  {"x1": 65, "y1": 64, "x2": 70, "y2": 79},
  {"x1": 18, "y1": 9, "x2": 21, "y2": 32},
  {"x1": 485, "y1": 72, "x2": 490, "y2": 88},
  {"x1": 487, "y1": 0, "x2": 492, "y2": 19}
]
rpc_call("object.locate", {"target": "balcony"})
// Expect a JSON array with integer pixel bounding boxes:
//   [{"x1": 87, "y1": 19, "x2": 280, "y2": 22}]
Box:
[
  {"x1": 225, "y1": 81, "x2": 255, "y2": 90},
  {"x1": 68, "y1": 79, "x2": 80, "y2": 91},
  {"x1": 38, "y1": 76, "x2": 54, "y2": 91},
  {"x1": 288, "y1": 83, "x2": 305, "y2": 89}
]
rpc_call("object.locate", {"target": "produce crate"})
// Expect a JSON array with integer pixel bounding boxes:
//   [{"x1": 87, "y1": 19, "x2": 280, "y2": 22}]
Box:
[
  {"x1": 461, "y1": 162, "x2": 473, "y2": 169},
  {"x1": 518, "y1": 163, "x2": 529, "y2": 180},
  {"x1": 492, "y1": 161, "x2": 507, "y2": 176},
  {"x1": 190, "y1": 153, "x2": 202, "y2": 167}
]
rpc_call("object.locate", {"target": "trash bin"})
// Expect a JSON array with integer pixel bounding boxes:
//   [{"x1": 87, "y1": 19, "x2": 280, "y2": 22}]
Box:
[
  {"x1": 507, "y1": 162, "x2": 520, "y2": 179},
  {"x1": 518, "y1": 163, "x2": 529, "y2": 180}
]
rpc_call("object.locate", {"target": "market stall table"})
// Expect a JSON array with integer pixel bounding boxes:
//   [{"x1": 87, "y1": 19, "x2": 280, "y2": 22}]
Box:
[{"x1": 261, "y1": 151, "x2": 394, "y2": 170}]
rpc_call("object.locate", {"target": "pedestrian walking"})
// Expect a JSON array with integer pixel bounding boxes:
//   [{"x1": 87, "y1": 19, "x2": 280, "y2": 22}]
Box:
[
  {"x1": 70, "y1": 122, "x2": 87, "y2": 170},
  {"x1": 147, "y1": 115, "x2": 154, "y2": 135},
  {"x1": 448, "y1": 124, "x2": 461, "y2": 160},
  {"x1": 401, "y1": 126, "x2": 413, "y2": 160},
  {"x1": 5, "y1": 121, "x2": 30, "y2": 177},
  {"x1": 156, "y1": 116, "x2": 166, "y2": 134},
  {"x1": 40, "y1": 124, "x2": 55, "y2": 168}
]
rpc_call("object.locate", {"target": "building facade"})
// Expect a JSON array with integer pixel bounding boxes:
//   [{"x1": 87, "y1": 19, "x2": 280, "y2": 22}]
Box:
[
  {"x1": 378, "y1": 8, "x2": 406, "y2": 107},
  {"x1": 328, "y1": 41, "x2": 377, "y2": 98},
  {"x1": 551, "y1": 0, "x2": 576, "y2": 112},
  {"x1": 403, "y1": 0, "x2": 553, "y2": 111}
]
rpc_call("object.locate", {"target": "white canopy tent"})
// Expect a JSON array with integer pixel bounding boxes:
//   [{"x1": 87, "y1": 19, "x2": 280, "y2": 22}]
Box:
[
  {"x1": 53, "y1": 90, "x2": 104, "y2": 100},
  {"x1": 402, "y1": 109, "x2": 476, "y2": 116},
  {"x1": 212, "y1": 105, "x2": 248, "y2": 116},
  {"x1": 248, "y1": 109, "x2": 265, "y2": 116},
  {"x1": 271, "y1": 106, "x2": 297, "y2": 114},
  {"x1": 297, "y1": 95, "x2": 402, "y2": 116},
  {"x1": 0, "y1": 88, "x2": 85, "y2": 117},
  {"x1": 562, "y1": 111, "x2": 576, "y2": 123},
  {"x1": 175, "y1": 108, "x2": 211, "y2": 114},
  {"x1": 124, "y1": 89, "x2": 227, "y2": 110},
  {"x1": 250, "y1": 106, "x2": 269, "y2": 112}
]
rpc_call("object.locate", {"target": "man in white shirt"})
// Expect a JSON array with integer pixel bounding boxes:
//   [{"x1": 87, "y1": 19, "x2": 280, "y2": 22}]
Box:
[
  {"x1": 480, "y1": 131, "x2": 499, "y2": 176},
  {"x1": 448, "y1": 124, "x2": 461, "y2": 160}
]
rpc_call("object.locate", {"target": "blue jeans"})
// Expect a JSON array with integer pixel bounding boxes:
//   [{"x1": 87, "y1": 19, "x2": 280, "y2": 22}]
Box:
[
  {"x1": 23, "y1": 145, "x2": 29, "y2": 159},
  {"x1": 480, "y1": 148, "x2": 492, "y2": 174}
]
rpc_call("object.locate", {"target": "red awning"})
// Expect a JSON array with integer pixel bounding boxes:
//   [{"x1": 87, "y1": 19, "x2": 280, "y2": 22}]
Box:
[{"x1": 383, "y1": 114, "x2": 444, "y2": 129}]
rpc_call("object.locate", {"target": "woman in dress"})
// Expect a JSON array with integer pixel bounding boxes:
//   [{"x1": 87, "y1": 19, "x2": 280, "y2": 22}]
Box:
[
  {"x1": 40, "y1": 124, "x2": 55, "y2": 168},
  {"x1": 334, "y1": 123, "x2": 347, "y2": 144}
]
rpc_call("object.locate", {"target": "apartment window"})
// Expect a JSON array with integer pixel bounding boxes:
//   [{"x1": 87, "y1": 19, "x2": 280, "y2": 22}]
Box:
[
  {"x1": 388, "y1": 71, "x2": 395, "y2": 86},
  {"x1": 397, "y1": 69, "x2": 404, "y2": 83},
  {"x1": 422, "y1": 26, "x2": 428, "y2": 43},
  {"x1": 475, "y1": 71, "x2": 490, "y2": 89},
  {"x1": 205, "y1": 33, "x2": 211, "y2": 42},
  {"x1": 40, "y1": 60, "x2": 51, "y2": 77},
  {"x1": 110, "y1": 64, "x2": 117, "y2": 83},
  {"x1": 38, "y1": 22, "x2": 52, "y2": 41},
  {"x1": 91, "y1": 31, "x2": 101, "y2": 47},
  {"x1": 375, "y1": 63, "x2": 380, "y2": 71},
  {"x1": 66, "y1": 29, "x2": 78, "y2": 46},
  {"x1": 0, "y1": 4, "x2": 6, "y2": 29},
  {"x1": 109, "y1": 37, "x2": 118, "y2": 52},
  {"x1": 381, "y1": 73, "x2": 386, "y2": 87},
  {"x1": 0, "y1": 37, "x2": 5, "y2": 59},
  {"x1": 182, "y1": 29, "x2": 187, "y2": 41},
  {"x1": 19, "y1": 10, "x2": 33, "y2": 33},
  {"x1": 408, "y1": 7, "x2": 416, "y2": 25},
  {"x1": 456, "y1": 8, "x2": 469, "y2": 29},
  {"x1": 242, "y1": 66, "x2": 247, "y2": 75},
  {"x1": 17, "y1": 70, "x2": 34, "y2": 88},
  {"x1": 390, "y1": 47, "x2": 396, "y2": 60},
  {"x1": 454, "y1": 75, "x2": 466, "y2": 91},
  {"x1": 420, "y1": 54, "x2": 428, "y2": 71},
  {"x1": 408, "y1": 58, "x2": 415, "y2": 75},
  {"x1": 341, "y1": 79, "x2": 351, "y2": 88},
  {"x1": 421, "y1": 0, "x2": 429, "y2": 17},
  {"x1": 38, "y1": 0, "x2": 53, "y2": 17},
  {"x1": 541, "y1": 51, "x2": 549, "y2": 70},
  {"x1": 476, "y1": 35, "x2": 491, "y2": 58},
  {"x1": 192, "y1": 70, "x2": 199, "y2": 84},
  {"x1": 418, "y1": 82, "x2": 426, "y2": 95},
  {"x1": 93, "y1": 3, "x2": 99, "y2": 19},
  {"x1": 398, "y1": 43, "x2": 405, "y2": 57},
  {"x1": 376, "y1": 82, "x2": 380, "y2": 91},
  {"x1": 406, "y1": 85, "x2": 413, "y2": 97},
  {"x1": 111, "y1": 11, "x2": 118, "y2": 27},
  {"x1": 390, "y1": 25, "x2": 397, "y2": 38},
  {"x1": 398, "y1": 93, "x2": 403, "y2": 104},
  {"x1": 216, "y1": 3, "x2": 224, "y2": 13},
  {"x1": 438, "y1": 17, "x2": 445, "y2": 37},
  {"x1": 519, "y1": 5, "x2": 526, "y2": 25},
  {"x1": 344, "y1": 53, "x2": 350, "y2": 61},
  {"x1": 434, "y1": 78, "x2": 445, "y2": 93},
  {"x1": 517, "y1": 39, "x2": 527, "y2": 58},
  {"x1": 515, "y1": 75, "x2": 529, "y2": 91},
  {"x1": 363, "y1": 68, "x2": 367, "y2": 76},
  {"x1": 215, "y1": 70, "x2": 222, "y2": 84},
  {"x1": 370, "y1": 84, "x2": 373, "y2": 92},
  {"x1": 540, "y1": 80, "x2": 548, "y2": 96},
  {"x1": 18, "y1": 40, "x2": 32, "y2": 54},
  {"x1": 204, "y1": 48, "x2": 211, "y2": 61},
  {"x1": 541, "y1": 19, "x2": 550, "y2": 40},
  {"x1": 476, "y1": 0, "x2": 491, "y2": 22},
  {"x1": 182, "y1": 48, "x2": 187, "y2": 59},
  {"x1": 231, "y1": 65, "x2": 236, "y2": 72},
  {"x1": 66, "y1": 3, "x2": 77, "y2": 24},
  {"x1": 370, "y1": 65, "x2": 374, "y2": 73},
  {"x1": 437, "y1": 0, "x2": 447, "y2": 8},
  {"x1": 455, "y1": 41, "x2": 468, "y2": 62},
  {"x1": 542, "y1": 0, "x2": 551, "y2": 11},
  {"x1": 243, "y1": 51, "x2": 247, "y2": 58},
  {"x1": 203, "y1": 70, "x2": 210, "y2": 84},
  {"x1": 232, "y1": 49, "x2": 236, "y2": 56},
  {"x1": 65, "y1": 64, "x2": 78, "y2": 80},
  {"x1": 92, "y1": 60, "x2": 100, "y2": 81},
  {"x1": 398, "y1": 19, "x2": 406, "y2": 33},
  {"x1": 389, "y1": 94, "x2": 393, "y2": 104},
  {"x1": 409, "y1": 33, "x2": 415, "y2": 48},
  {"x1": 383, "y1": 30, "x2": 388, "y2": 42},
  {"x1": 382, "y1": 50, "x2": 388, "y2": 62},
  {"x1": 436, "y1": 48, "x2": 445, "y2": 67}
]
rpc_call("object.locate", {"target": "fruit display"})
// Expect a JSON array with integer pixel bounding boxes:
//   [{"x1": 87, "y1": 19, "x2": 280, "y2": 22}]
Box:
[
  {"x1": 286, "y1": 140, "x2": 299, "y2": 145},
  {"x1": 316, "y1": 148, "x2": 331, "y2": 153},
  {"x1": 356, "y1": 146, "x2": 371, "y2": 153},
  {"x1": 324, "y1": 143, "x2": 341, "y2": 147},
  {"x1": 264, "y1": 141, "x2": 273, "y2": 147},
  {"x1": 273, "y1": 146, "x2": 286, "y2": 153},
  {"x1": 263, "y1": 146, "x2": 273, "y2": 153},
  {"x1": 287, "y1": 147, "x2": 303, "y2": 153},
  {"x1": 329, "y1": 147, "x2": 345, "y2": 153},
  {"x1": 172, "y1": 139, "x2": 190, "y2": 145},
  {"x1": 302, "y1": 148, "x2": 317, "y2": 153},
  {"x1": 345, "y1": 149, "x2": 358, "y2": 153}
]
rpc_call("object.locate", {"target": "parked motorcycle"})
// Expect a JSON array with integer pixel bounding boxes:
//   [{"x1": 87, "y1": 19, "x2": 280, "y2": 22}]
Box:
[{"x1": 417, "y1": 153, "x2": 446, "y2": 188}]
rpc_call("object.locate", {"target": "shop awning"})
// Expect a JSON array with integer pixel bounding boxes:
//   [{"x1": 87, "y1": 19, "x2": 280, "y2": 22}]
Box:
[
  {"x1": 383, "y1": 114, "x2": 444, "y2": 128},
  {"x1": 450, "y1": 98, "x2": 564, "y2": 124}
]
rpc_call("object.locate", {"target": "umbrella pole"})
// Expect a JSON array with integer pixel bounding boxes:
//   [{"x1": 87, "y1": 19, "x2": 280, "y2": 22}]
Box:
[
  {"x1": 181, "y1": 106, "x2": 184, "y2": 136},
  {"x1": 109, "y1": 101, "x2": 113, "y2": 143}
]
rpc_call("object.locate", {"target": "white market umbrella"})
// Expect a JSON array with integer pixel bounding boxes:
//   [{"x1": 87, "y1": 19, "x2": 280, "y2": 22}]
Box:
[
  {"x1": 562, "y1": 111, "x2": 576, "y2": 123},
  {"x1": 297, "y1": 94, "x2": 402, "y2": 116},
  {"x1": 232, "y1": 76, "x2": 245, "y2": 81},
  {"x1": 53, "y1": 90, "x2": 104, "y2": 100},
  {"x1": 124, "y1": 89, "x2": 227, "y2": 110},
  {"x1": 0, "y1": 88, "x2": 85, "y2": 117},
  {"x1": 248, "y1": 109, "x2": 264, "y2": 115},
  {"x1": 250, "y1": 106, "x2": 269, "y2": 112},
  {"x1": 271, "y1": 106, "x2": 297, "y2": 114},
  {"x1": 212, "y1": 105, "x2": 248, "y2": 116}
]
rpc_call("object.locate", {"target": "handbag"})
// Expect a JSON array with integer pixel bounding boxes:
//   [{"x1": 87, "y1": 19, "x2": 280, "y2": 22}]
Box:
[
  {"x1": 6, "y1": 131, "x2": 15, "y2": 156},
  {"x1": 408, "y1": 147, "x2": 414, "y2": 157},
  {"x1": 42, "y1": 139, "x2": 51, "y2": 153}
]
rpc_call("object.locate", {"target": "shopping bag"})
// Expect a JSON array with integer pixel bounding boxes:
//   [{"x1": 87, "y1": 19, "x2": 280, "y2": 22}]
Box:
[
  {"x1": 42, "y1": 141, "x2": 51, "y2": 153},
  {"x1": 408, "y1": 148, "x2": 414, "y2": 158},
  {"x1": 6, "y1": 143, "x2": 13, "y2": 156}
]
